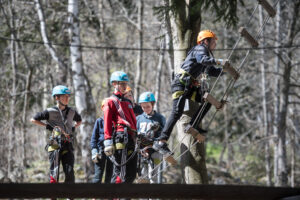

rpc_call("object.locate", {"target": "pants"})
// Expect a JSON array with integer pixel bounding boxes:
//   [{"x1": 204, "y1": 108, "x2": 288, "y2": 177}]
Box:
[
  {"x1": 139, "y1": 151, "x2": 162, "y2": 183},
  {"x1": 48, "y1": 147, "x2": 75, "y2": 183},
  {"x1": 111, "y1": 132, "x2": 137, "y2": 183},
  {"x1": 93, "y1": 152, "x2": 113, "y2": 183},
  {"x1": 160, "y1": 95, "x2": 211, "y2": 141}
]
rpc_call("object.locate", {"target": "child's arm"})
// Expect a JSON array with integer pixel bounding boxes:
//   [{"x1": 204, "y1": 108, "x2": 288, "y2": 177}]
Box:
[
  {"x1": 30, "y1": 110, "x2": 52, "y2": 130},
  {"x1": 73, "y1": 110, "x2": 82, "y2": 128}
]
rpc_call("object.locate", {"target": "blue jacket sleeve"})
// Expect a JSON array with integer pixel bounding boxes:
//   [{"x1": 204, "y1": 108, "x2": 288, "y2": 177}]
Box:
[{"x1": 90, "y1": 118, "x2": 100, "y2": 149}]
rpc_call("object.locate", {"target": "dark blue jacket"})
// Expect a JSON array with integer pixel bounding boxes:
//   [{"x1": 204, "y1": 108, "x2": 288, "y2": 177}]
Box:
[
  {"x1": 136, "y1": 111, "x2": 166, "y2": 139},
  {"x1": 90, "y1": 118, "x2": 105, "y2": 152},
  {"x1": 181, "y1": 43, "x2": 222, "y2": 79}
]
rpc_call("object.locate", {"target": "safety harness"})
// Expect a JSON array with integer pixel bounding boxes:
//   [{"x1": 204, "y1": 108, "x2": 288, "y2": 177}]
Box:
[{"x1": 107, "y1": 95, "x2": 140, "y2": 182}]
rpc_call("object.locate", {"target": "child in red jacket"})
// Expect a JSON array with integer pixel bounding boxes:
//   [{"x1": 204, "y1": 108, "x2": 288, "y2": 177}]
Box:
[{"x1": 103, "y1": 71, "x2": 137, "y2": 183}]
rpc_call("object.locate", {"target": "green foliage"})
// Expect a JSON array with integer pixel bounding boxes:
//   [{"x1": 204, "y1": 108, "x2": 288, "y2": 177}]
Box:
[
  {"x1": 206, "y1": 142, "x2": 223, "y2": 163},
  {"x1": 153, "y1": 0, "x2": 244, "y2": 28}
]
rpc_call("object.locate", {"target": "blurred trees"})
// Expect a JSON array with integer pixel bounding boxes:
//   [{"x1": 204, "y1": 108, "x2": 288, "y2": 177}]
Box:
[{"x1": 0, "y1": 0, "x2": 299, "y2": 186}]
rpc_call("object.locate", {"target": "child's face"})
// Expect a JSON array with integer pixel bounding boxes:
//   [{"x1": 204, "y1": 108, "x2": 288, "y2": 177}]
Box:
[
  {"x1": 124, "y1": 91, "x2": 134, "y2": 103},
  {"x1": 140, "y1": 102, "x2": 153, "y2": 115},
  {"x1": 209, "y1": 38, "x2": 217, "y2": 50},
  {"x1": 113, "y1": 81, "x2": 128, "y2": 94},
  {"x1": 57, "y1": 94, "x2": 70, "y2": 105}
]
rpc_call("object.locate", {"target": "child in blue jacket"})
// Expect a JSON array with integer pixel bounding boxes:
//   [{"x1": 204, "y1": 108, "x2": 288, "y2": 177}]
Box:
[
  {"x1": 136, "y1": 92, "x2": 168, "y2": 183},
  {"x1": 90, "y1": 100, "x2": 113, "y2": 183}
]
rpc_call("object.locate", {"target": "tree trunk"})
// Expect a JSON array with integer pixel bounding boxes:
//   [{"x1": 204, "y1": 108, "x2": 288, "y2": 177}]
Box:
[
  {"x1": 170, "y1": 0, "x2": 203, "y2": 184},
  {"x1": 134, "y1": 0, "x2": 143, "y2": 101},
  {"x1": 35, "y1": 0, "x2": 67, "y2": 84},
  {"x1": 275, "y1": 1, "x2": 299, "y2": 186},
  {"x1": 8, "y1": 0, "x2": 17, "y2": 180},
  {"x1": 163, "y1": 0, "x2": 174, "y2": 82},
  {"x1": 259, "y1": 6, "x2": 272, "y2": 186},
  {"x1": 68, "y1": 0, "x2": 96, "y2": 181},
  {"x1": 154, "y1": 36, "x2": 165, "y2": 113},
  {"x1": 273, "y1": 0, "x2": 281, "y2": 185}
]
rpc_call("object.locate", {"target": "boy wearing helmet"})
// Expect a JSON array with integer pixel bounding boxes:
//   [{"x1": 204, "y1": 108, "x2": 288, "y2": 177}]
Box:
[
  {"x1": 160, "y1": 30, "x2": 227, "y2": 143},
  {"x1": 30, "y1": 85, "x2": 82, "y2": 183},
  {"x1": 136, "y1": 92, "x2": 174, "y2": 183},
  {"x1": 90, "y1": 99, "x2": 113, "y2": 183},
  {"x1": 103, "y1": 71, "x2": 137, "y2": 183}
]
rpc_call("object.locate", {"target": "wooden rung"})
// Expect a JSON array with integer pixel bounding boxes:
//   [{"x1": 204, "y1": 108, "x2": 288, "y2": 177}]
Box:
[
  {"x1": 164, "y1": 155, "x2": 177, "y2": 166},
  {"x1": 184, "y1": 124, "x2": 205, "y2": 143},
  {"x1": 239, "y1": 27, "x2": 259, "y2": 48},
  {"x1": 223, "y1": 62, "x2": 240, "y2": 80},
  {"x1": 258, "y1": 0, "x2": 276, "y2": 18},
  {"x1": 136, "y1": 178, "x2": 150, "y2": 184},
  {"x1": 203, "y1": 92, "x2": 222, "y2": 109}
]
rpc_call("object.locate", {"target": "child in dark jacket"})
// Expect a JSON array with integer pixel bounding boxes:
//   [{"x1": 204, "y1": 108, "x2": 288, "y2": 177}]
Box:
[{"x1": 90, "y1": 115, "x2": 113, "y2": 183}]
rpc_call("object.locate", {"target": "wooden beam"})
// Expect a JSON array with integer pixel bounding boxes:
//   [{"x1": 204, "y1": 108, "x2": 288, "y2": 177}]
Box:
[
  {"x1": 0, "y1": 183, "x2": 299, "y2": 199},
  {"x1": 258, "y1": 0, "x2": 276, "y2": 18},
  {"x1": 184, "y1": 124, "x2": 206, "y2": 143},
  {"x1": 239, "y1": 27, "x2": 259, "y2": 48},
  {"x1": 203, "y1": 92, "x2": 222, "y2": 109},
  {"x1": 223, "y1": 62, "x2": 240, "y2": 80}
]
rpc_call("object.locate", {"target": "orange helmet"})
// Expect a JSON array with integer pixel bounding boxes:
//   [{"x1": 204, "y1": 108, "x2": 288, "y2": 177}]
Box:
[
  {"x1": 197, "y1": 30, "x2": 217, "y2": 44},
  {"x1": 125, "y1": 86, "x2": 132, "y2": 93}
]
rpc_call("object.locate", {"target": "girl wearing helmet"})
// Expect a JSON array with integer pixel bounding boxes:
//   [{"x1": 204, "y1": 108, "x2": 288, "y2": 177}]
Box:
[
  {"x1": 30, "y1": 85, "x2": 82, "y2": 183},
  {"x1": 136, "y1": 92, "x2": 169, "y2": 183},
  {"x1": 160, "y1": 30, "x2": 226, "y2": 143}
]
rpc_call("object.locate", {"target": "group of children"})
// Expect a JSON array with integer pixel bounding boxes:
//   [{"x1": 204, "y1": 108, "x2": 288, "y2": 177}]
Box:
[{"x1": 31, "y1": 29, "x2": 229, "y2": 184}]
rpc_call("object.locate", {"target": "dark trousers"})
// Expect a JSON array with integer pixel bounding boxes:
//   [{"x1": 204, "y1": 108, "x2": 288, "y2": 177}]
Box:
[
  {"x1": 48, "y1": 149, "x2": 75, "y2": 183},
  {"x1": 111, "y1": 133, "x2": 137, "y2": 183},
  {"x1": 93, "y1": 152, "x2": 113, "y2": 183},
  {"x1": 161, "y1": 96, "x2": 211, "y2": 141}
]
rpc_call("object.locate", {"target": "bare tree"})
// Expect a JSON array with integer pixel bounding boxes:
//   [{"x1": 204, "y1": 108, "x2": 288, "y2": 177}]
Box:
[
  {"x1": 134, "y1": 0, "x2": 144, "y2": 100},
  {"x1": 8, "y1": 0, "x2": 17, "y2": 180},
  {"x1": 35, "y1": 0, "x2": 68, "y2": 84},
  {"x1": 68, "y1": 0, "x2": 96, "y2": 181},
  {"x1": 259, "y1": 5, "x2": 272, "y2": 186}
]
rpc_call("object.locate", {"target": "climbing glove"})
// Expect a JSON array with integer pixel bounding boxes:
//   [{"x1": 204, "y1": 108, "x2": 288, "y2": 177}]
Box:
[
  {"x1": 104, "y1": 139, "x2": 115, "y2": 156},
  {"x1": 91, "y1": 148, "x2": 101, "y2": 163},
  {"x1": 215, "y1": 59, "x2": 229, "y2": 66}
]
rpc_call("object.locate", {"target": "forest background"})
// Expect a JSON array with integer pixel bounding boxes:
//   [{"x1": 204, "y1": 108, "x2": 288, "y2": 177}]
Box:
[{"x1": 0, "y1": 0, "x2": 299, "y2": 187}]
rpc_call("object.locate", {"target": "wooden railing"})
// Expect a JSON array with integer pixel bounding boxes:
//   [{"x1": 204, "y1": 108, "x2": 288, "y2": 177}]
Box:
[{"x1": 0, "y1": 183, "x2": 299, "y2": 199}]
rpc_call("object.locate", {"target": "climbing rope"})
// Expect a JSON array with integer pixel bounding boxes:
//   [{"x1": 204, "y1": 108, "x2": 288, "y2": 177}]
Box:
[{"x1": 144, "y1": 0, "x2": 279, "y2": 181}]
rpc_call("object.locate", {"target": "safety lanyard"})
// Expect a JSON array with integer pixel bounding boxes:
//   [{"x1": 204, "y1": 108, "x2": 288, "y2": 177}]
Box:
[
  {"x1": 110, "y1": 95, "x2": 131, "y2": 127},
  {"x1": 57, "y1": 106, "x2": 69, "y2": 133}
]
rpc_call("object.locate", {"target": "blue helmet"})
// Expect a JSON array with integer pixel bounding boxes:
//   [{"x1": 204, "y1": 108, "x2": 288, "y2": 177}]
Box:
[
  {"x1": 52, "y1": 85, "x2": 71, "y2": 97},
  {"x1": 138, "y1": 92, "x2": 156, "y2": 103},
  {"x1": 110, "y1": 71, "x2": 129, "y2": 84}
]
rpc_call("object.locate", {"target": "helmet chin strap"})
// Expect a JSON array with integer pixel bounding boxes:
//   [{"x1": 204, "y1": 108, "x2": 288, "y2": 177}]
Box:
[{"x1": 58, "y1": 100, "x2": 67, "y2": 107}]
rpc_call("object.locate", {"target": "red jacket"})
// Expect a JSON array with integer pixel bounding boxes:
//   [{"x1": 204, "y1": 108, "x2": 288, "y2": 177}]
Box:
[{"x1": 103, "y1": 91, "x2": 137, "y2": 140}]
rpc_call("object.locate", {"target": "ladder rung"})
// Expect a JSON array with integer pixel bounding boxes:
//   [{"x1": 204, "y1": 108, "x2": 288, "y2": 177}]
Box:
[
  {"x1": 203, "y1": 92, "x2": 222, "y2": 109},
  {"x1": 239, "y1": 27, "x2": 259, "y2": 48},
  {"x1": 223, "y1": 62, "x2": 240, "y2": 80},
  {"x1": 164, "y1": 155, "x2": 177, "y2": 166},
  {"x1": 184, "y1": 124, "x2": 205, "y2": 143},
  {"x1": 258, "y1": 0, "x2": 276, "y2": 18}
]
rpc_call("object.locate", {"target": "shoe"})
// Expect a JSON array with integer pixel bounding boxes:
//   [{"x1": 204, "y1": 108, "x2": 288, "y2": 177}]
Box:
[{"x1": 152, "y1": 141, "x2": 173, "y2": 157}]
